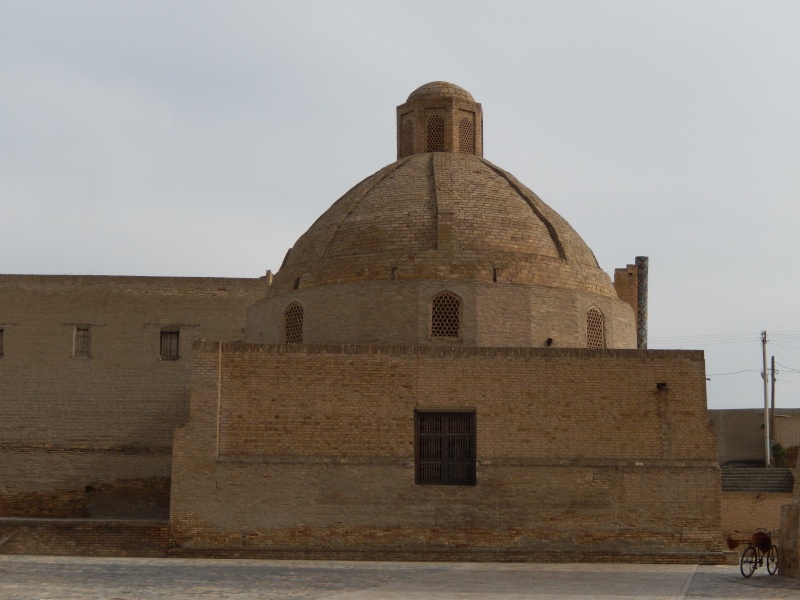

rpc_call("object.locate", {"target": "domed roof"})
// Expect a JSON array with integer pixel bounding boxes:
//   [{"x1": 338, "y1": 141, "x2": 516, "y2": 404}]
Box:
[
  {"x1": 267, "y1": 83, "x2": 617, "y2": 299},
  {"x1": 407, "y1": 81, "x2": 475, "y2": 103},
  {"x1": 269, "y1": 150, "x2": 616, "y2": 298}
]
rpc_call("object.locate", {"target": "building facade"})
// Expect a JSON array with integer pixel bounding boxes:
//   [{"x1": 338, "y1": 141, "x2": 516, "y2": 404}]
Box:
[{"x1": 1, "y1": 82, "x2": 728, "y2": 563}]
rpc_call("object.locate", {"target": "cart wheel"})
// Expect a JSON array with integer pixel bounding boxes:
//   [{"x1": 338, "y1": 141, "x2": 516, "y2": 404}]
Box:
[
  {"x1": 767, "y1": 545, "x2": 778, "y2": 575},
  {"x1": 741, "y1": 546, "x2": 758, "y2": 578}
]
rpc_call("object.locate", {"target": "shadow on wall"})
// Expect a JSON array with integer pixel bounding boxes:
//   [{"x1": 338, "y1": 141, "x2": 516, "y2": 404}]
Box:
[{"x1": 0, "y1": 478, "x2": 169, "y2": 519}]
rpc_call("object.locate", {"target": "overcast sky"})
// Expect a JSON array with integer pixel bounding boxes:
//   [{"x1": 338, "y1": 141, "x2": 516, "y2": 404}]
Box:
[{"x1": 2, "y1": 1, "x2": 799, "y2": 409}]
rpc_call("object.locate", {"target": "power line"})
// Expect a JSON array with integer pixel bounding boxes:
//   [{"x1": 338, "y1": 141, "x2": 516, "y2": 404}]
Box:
[
  {"x1": 650, "y1": 332, "x2": 758, "y2": 341},
  {"x1": 772, "y1": 342, "x2": 800, "y2": 352},
  {"x1": 650, "y1": 330, "x2": 800, "y2": 343},
  {"x1": 707, "y1": 369, "x2": 762, "y2": 377}
]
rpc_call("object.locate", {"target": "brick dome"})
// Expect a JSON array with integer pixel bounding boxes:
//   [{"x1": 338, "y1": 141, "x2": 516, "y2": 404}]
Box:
[
  {"x1": 247, "y1": 83, "x2": 635, "y2": 349},
  {"x1": 268, "y1": 152, "x2": 615, "y2": 298},
  {"x1": 407, "y1": 81, "x2": 475, "y2": 103}
]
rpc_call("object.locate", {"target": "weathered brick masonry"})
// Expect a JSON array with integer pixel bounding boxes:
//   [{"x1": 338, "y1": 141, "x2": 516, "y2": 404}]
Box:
[
  {"x1": 0, "y1": 275, "x2": 266, "y2": 519},
  {"x1": 169, "y1": 343, "x2": 724, "y2": 562},
  {"x1": 0, "y1": 518, "x2": 169, "y2": 557}
]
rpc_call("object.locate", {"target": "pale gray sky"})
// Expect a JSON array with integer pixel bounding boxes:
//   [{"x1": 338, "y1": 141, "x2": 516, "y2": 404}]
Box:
[{"x1": 2, "y1": 1, "x2": 799, "y2": 408}]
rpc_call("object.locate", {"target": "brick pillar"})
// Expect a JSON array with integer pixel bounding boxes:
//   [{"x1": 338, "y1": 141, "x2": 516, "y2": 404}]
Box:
[{"x1": 636, "y1": 256, "x2": 648, "y2": 350}]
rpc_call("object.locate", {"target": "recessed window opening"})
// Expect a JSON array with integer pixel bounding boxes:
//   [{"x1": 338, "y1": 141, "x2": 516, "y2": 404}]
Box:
[
  {"x1": 415, "y1": 411, "x2": 476, "y2": 485},
  {"x1": 426, "y1": 115, "x2": 445, "y2": 152},
  {"x1": 0, "y1": 328, "x2": 4, "y2": 358},
  {"x1": 74, "y1": 327, "x2": 91, "y2": 358},
  {"x1": 431, "y1": 292, "x2": 461, "y2": 338},
  {"x1": 284, "y1": 302, "x2": 304, "y2": 344},
  {"x1": 401, "y1": 120, "x2": 415, "y2": 157},
  {"x1": 390, "y1": 267, "x2": 398, "y2": 280},
  {"x1": 458, "y1": 116, "x2": 474, "y2": 154},
  {"x1": 492, "y1": 267, "x2": 498, "y2": 283},
  {"x1": 586, "y1": 307, "x2": 605, "y2": 348},
  {"x1": 293, "y1": 278, "x2": 300, "y2": 290},
  {"x1": 160, "y1": 330, "x2": 179, "y2": 360}
]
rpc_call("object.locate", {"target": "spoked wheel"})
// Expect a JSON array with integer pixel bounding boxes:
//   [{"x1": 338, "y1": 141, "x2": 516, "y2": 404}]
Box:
[
  {"x1": 741, "y1": 546, "x2": 758, "y2": 578},
  {"x1": 767, "y1": 545, "x2": 778, "y2": 575}
]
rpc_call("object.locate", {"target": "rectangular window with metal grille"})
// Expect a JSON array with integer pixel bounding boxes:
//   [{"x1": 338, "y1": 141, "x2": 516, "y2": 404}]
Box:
[
  {"x1": 160, "y1": 330, "x2": 179, "y2": 360},
  {"x1": 415, "y1": 411, "x2": 476, "y2": 485},
  {"x1": 74, "y1": 327, "x2": 91, "y2": 358}
]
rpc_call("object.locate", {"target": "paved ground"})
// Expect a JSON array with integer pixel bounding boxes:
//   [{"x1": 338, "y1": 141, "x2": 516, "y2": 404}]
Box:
[{"x1": 2, "y1": 556, "x2": 800, "y2": 599}]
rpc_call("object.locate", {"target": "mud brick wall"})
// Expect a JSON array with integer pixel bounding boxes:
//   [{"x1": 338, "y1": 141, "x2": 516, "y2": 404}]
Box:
[
  {"x1": 170, "y1": 343, "x2": 723, "y2": 561},
  {"x1": 0, "y1": 518, "x2": 169, "y2": 557},
  {"x1": 246, "y1": 280, "x2": 636, "y2": 349},
  {"x1": 0, "y1": 275, "x2": 267, "y2": 518},
  {"x1": 721, "y1": 492, "x2": 792, "y2": 542}
]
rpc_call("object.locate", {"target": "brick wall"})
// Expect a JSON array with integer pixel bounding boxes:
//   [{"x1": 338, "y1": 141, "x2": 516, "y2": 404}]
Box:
[
  {"x1": 776, "y1": 417, "x2": 800, "y2": 456},
  {"x1": 246, "y1": 280, "x2": 636, "y2": 349},
  {"x1": 721, "y1": 492, "x2": 791, "y2": 539},
  {"x1": 0, "y1": 518, "x2": 169, "y2": 557},
  {"x1": 781, "y1": 504, "x2": 800, "y2": 577},
  {"x1": 0, "y1": 275, "x2": 267, "y2": 518},
  {"x1": 170, "y1": 343, "x2": 723, "y2": 562}
]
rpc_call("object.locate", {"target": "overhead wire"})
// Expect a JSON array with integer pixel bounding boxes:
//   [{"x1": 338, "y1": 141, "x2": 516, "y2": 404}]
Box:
[{"x1": 706, "y1": 369, "x2": 762, "y2": 377}]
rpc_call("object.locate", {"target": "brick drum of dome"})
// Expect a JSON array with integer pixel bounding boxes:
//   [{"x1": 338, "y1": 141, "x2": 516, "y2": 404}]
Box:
[{"x1": 247, "y1": 83, "x2": 637, "y2": 349}]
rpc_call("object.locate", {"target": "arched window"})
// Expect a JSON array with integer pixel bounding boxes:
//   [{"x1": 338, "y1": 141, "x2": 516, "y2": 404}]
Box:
[
  {"x1": 586, "y1": 307, "x2": 605, "y2": 348},
  {"x1": 284, "y1": 302, "x2": 304, "y2": 344},
  {"x1": 458, "y1": 116, "x2": 474, "y2": 154},
  {"x1": 426, "y1": 115, "x2": 445, "y2": 152},
  {"x1": 431, "y1": 292, "x2": 460, "y2": 338},
  {"x1": 401, "y1": 120, "x2": 415, "y2": 157}
]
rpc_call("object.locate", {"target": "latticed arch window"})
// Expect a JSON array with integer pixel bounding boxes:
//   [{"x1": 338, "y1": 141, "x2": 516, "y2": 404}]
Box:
[
  {"x1": 458, "y1": 116, "x2": 474, "y2": 154},
  {"x1": 415, "y1": 411, "x2": 476, "y2": 485},
  {"x1": 426, "y1": 115, "x2": 445, "y2": 152},
  {"x1": 284, "y1": 302, "x2": 304, "y2": 344},
  {"x1": 401, "y1": 120, "x2": 415, "y2": 157},
  {"x1": 586, "y1": 307, "x2": 605, "y2": 348},
  {"x1": 431, "y1": 292, "x2": 460, "y2": 338}
]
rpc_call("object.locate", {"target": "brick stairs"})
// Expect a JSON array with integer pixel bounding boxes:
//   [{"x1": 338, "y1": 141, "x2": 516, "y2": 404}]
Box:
[{"x1": 721, "y1": 467, "x2": 794, "y2": 493}]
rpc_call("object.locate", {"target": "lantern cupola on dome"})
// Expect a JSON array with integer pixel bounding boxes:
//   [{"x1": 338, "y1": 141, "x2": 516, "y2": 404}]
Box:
[{"x1": 397, "y1": 81, "x2": 483, "y2": 158}]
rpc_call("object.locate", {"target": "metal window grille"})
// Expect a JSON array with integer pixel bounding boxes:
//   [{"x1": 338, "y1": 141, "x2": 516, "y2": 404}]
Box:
[
  {"x1": 586, "y1": 307, "x2": 605, "y2": 348},
  {"x1": 74, "y1": 327, "x2": 91, "y2": 357},
  {"x1": 431, "y1": 292, "x2": 460, "y2": 338},
  {"x1": 426, "y1": 115, "x2": 445, "y2": 152},
  {"x1": 284, "y1": 302, "x2": 304, "y2": 343},
  {"x1": 401, "y1": 120, "x2": 415, "y2": 157},
  {"x1": 458, "y1": 117, "x2": 474, "y2": 154},
  {"x1": 415, "y1": 411, "x2": 475, "y2": 485},
  {"x1": 160, "y1": 330, "x2": 179, "y2": 359}
]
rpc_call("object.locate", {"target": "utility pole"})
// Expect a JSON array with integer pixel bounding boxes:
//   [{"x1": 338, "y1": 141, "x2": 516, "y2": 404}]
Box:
[
  {"x1": 762, "y1": 331, "x2": 770, "y2": 467},
  {"x1": 771, "y1": 355, "x2": 776, "y2": 448}
]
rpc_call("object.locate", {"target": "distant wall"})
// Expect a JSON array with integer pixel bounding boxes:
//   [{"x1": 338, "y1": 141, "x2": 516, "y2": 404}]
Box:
[
  {"x1": 0, "y1": 275, "x2": 267, "y2": 518},
  {"x1": 710, "y1": 409, "x2": 800, "y2": 465}
]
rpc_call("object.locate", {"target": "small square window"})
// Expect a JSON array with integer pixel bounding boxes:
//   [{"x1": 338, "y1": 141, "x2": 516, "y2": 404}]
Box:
[
  {"x1": 160, "y1": 330, "x2": 179, "y2": 360},
  {"x1": 74, "y1": 327, "x2": 91, "y2": 358},
  {"x1": 415, "y1": 411, "x2": 476, "y2": 486}
]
